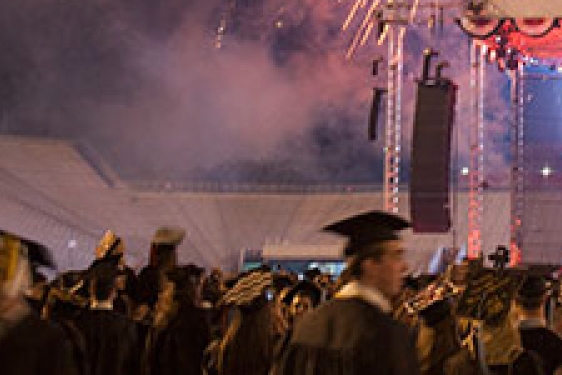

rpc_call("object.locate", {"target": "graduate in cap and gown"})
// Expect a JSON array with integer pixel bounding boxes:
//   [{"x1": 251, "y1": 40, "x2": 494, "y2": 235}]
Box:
[
  {"x1": 42, "y1": 285, "x2": 90, "y2": 375},
  {"x1": 137, "y1": 226, "x2": 185, "y2": 312},
  {"x1": 0, "y1": 231, "x2": 77, "y2": 375},
  {"x1": 145, "y1": 264, "x2": 211, "y2": 375},
  {"x1": 515, "y1": 275, "x2": 562, "y2": 375},
  {"x1": 217, "y1": 270, "x2": 288, "y2": 375},
  {"x1": 283, "y1": 279, "x2": 322, "y2": 325},
  {"x1": 75, "y1": 254, "x2": 140, "y2": 375},
  {"x1": 92, "y1": 230, "x2": 138, "y2": 317},
  {"x1": 274, "y1": 210, "x2": 420, "y2": 375}
]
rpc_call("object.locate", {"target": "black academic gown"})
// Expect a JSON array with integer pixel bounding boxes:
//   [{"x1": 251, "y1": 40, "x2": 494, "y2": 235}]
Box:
[
  {"x1": 520, "y1": 325, "x2": 562, "y2": 375},
  {"x1": 276, "y1": 297, "x2": 420, "y2": 375},
  {"x1": 76, "y1": 308, "x2": 140, "y2": 375},
  {"x1": 147, "y1": 304, "x2": 211, "y2": 375},
  {"x1": 0, "y1": 312, "x2": 77, "y2": 375},
  {"x1": 487, "y1": 350, "x2": 545, "y2": 375}
]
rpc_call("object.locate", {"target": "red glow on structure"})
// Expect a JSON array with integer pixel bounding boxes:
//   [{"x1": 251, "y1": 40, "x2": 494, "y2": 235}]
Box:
[
  {"x1": 509, "y1": 242, "x2": 521, "y2": 266},
  {"x1": 479, "y1": 21, "x2": 562, "y2": 60},
  {"x1": 467, "y1": 229, "x2": 481, "y2": 259}
]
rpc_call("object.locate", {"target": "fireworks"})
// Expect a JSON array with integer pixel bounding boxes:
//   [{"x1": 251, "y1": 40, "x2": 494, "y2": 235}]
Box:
[
  {"x1": 215, "y1": 0, "x2": 237, "y2": 49},
  {"x1": 341, "y1": 0, "x2": 467, "y2": 59},
  {"x1": 342, "y1": 0, "x2": 420, "y2": 59}
]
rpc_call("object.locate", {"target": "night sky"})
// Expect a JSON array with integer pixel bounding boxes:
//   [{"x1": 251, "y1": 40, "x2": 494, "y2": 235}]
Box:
[{"x1": 0, "y1": 1, "x2": 517, "y2": 185}]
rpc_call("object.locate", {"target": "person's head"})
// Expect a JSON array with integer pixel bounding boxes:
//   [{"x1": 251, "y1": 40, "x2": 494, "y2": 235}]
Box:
[
  {"x1": 210, "y1": 268, "x2": 223, "y2": 281},
  {"x1": 350, "y1": 240, "x2": 408, "y2": 298},
  {"x1": 150, "y1": 226, "x2": 185, "y2": 269},
  {"x1": 289, "y1": 294, "x2": 314, "y2": 320},
  {"x1": 0, "y1": 232, "x2": 53, "y2": 304},
  {"x1": 516, "y1": 275, "x2": 548, "y2": 313},
  {"x1": 163, "y1": 264, "x2": 204, "y2": 308},
  {"x1": 283, "y1": 280, "x2": 322, "y2": 322},
  {"x1": 219, "y1": 271, "x2": 283, "y2": 375},
  {"x1": 86, "y1": 254, "x2": 121, "y2": 302},
  {"x1": 323, "y1": 211, "x2": 410, "y2": 298},
  {"x1": 91, "y1": 274, "x2": 117, "y2": 302},
  {"x1": 304, "y1": 268, "x2": 321, "y2": 282}
]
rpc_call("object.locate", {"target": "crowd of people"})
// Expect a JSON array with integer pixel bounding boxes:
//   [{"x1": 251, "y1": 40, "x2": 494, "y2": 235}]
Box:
[{"x1": 1, "y1": 211, "x2": 562, "y2": 375}]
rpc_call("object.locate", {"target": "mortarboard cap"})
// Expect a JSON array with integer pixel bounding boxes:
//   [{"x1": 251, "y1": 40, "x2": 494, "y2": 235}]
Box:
[
  {"x1": 152, "y1": 226, "x2": 186, "y2": 246},
  {"x1": 0, "y1": 231, "x2": 55, "y2": 268},
  {"x1": 0, "y1": 231, "x2": 55, "y2": 284},
  {"x1": 282, "y1": 280, "x2": 322, "y2": 307},
  {"x1": 220, "y1": 271, "x2": 273, "y2": 307},
  {"x1": 95, "y1": 230, "x2": 124, "y2": 259},
  {"x1": 323, "y1": 210, "x2": 410, "y2": 256}
]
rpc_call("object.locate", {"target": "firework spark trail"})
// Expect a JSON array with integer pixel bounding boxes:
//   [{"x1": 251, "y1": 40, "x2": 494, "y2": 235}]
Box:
[
  {"x1": 361, "y1": 21, "x2": 376, "y2": 46},
  {"x1": 410, "y1": 0, "x2": 420, "y2": 23},
  {"x1": 377, "y1": 23, "x2": 390, "y2": 45},
  {"x1": 215, "y1": 0, "x2": 237, "y2": 49},
  {"x1": 343, "y1": 0, "x2": 365, "y2": 31},
  {"x1": 345, "y1": 0, "x2": 381, "y2": 59}
]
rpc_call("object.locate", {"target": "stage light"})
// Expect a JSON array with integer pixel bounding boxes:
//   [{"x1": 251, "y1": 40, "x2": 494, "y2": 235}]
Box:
[
  {"x1": 461, "y1": 167, "x2": 469, "y2": 176},
  {"x1": 541, "y1": 166, "x2": 553, "y2": 177}
]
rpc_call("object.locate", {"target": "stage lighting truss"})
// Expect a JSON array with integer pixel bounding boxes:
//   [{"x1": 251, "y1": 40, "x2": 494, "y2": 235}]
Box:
[{"x1": 457, "y1": 17, "x2": 561, "y2": 72}]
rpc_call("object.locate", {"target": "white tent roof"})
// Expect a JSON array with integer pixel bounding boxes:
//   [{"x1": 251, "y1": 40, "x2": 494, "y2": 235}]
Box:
[
  {"x1": 0, "y1": 135, "x2": 523, "y2": 272},
  {"x1": 477, "y1": 0, "x2": 562, "y2": 18}
]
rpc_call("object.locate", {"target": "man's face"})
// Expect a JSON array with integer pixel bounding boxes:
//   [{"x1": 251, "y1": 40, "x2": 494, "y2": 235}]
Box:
[{"x1": 361, "y1": 240, "x2": 408, "y2": 299}]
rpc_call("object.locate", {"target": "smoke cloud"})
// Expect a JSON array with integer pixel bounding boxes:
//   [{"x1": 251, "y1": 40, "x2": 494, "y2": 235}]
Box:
[{"x1": 0, "y1": 0, "x2": 512, "y2": 185}]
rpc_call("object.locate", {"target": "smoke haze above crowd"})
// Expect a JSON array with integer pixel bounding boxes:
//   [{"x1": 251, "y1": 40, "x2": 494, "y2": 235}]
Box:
[{"x1": 0, "y1": 0, "x2": 512, "y2": 185}]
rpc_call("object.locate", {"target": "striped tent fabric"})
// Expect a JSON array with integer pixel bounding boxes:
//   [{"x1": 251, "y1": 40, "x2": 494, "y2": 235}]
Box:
[{"x1": 221, "y1": 271, "x2": 273, "y2": 307}]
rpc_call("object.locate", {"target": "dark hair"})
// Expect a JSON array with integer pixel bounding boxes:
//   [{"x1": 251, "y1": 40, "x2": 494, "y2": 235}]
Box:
[
  {"x1": 219, "y1": 302, "x2": 275, "y2": 375},
  {"x1": 516, "y1": 276, "x2": 547, "y2": 311},
  {"x1": 516, "y1": 295, "x2": 545, "y2": 311},
  {"x1": 150, "y1": 243, "x2": 177, "y2": 269},
  {"x1": 166, "y1": 266, "x2": 207, "y2": 309},
  {"x1": 346, "y1": 242, "x2": 387, "y2": 278},
  {"x1": 92, "y1": 276, "x2": 115, "y2": 301}
]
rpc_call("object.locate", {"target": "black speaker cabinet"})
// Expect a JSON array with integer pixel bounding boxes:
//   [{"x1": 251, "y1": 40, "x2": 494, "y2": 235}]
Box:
[{"x1": 410, "y1": 80, "x2": 457, "y2": 233}]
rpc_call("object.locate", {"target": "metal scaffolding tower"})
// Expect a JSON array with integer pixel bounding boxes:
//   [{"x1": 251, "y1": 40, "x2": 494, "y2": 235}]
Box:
[
  {"x1": 467, "y1": 41, "x2": 486, "y2": 259},
  {"x1": 383, "y1": 26, "x2": 406, "y2": 213},
  {"x1": 509, "y1": 65, "x2": 525, "y2": 265}
]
